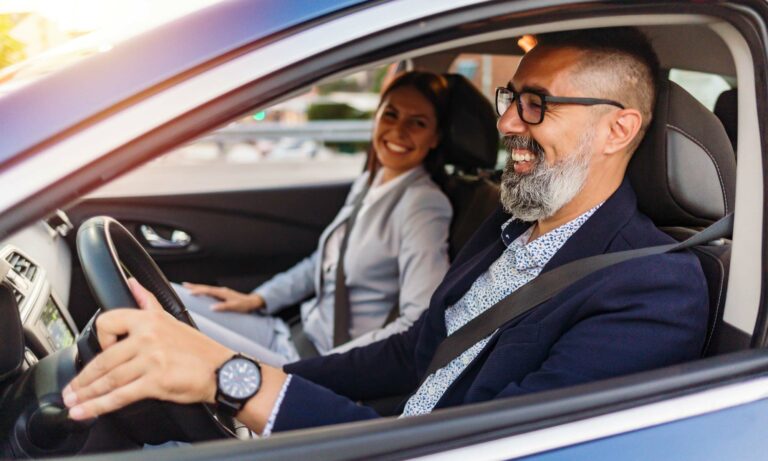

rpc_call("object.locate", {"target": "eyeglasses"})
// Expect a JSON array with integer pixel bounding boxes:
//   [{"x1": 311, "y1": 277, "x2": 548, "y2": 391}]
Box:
[{"x1": 495, "y1": 86, "x2": 625, "y2": 125}]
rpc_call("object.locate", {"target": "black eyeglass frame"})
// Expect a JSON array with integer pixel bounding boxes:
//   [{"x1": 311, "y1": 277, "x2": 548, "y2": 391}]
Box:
[{"x1": 495, "y1": 86, "x2": 625, "y2": 125}]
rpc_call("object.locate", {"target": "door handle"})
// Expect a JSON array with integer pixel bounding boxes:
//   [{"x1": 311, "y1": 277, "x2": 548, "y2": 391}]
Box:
[{"x1": 139, "y1": 225, "x2": 192, "y2": 249}]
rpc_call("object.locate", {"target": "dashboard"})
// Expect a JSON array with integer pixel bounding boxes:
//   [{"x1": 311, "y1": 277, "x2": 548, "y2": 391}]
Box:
[
  {"x1": 0, "y1": 215, "x2": 80, "y2": 367},
  {"x1": 0, "y1": 213, "x2": 150, "y2": 457}
]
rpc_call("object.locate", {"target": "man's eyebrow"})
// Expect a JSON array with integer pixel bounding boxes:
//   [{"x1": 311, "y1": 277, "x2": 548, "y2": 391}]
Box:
[{"x1": 507, "y1": 82, "x2": 552, "y2": 96}]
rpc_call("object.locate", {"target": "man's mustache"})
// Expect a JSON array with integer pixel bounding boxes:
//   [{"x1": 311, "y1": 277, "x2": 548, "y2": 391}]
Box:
[{"x1": 503, "y1": 135, "x2": 545, "y2": 157}]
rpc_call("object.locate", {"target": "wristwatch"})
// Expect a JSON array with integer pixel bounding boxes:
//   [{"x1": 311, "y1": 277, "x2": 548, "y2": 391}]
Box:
[{"x1": 215, "y1": 353, "x2": 262, "y2": 416}]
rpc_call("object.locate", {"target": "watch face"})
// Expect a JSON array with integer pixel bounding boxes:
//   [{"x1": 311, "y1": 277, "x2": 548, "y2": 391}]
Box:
[{"x1": 218, "y1": 357, "x2": 261, "y2": 400}]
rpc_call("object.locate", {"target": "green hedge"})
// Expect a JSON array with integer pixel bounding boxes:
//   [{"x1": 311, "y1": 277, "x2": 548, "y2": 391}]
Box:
[{"x1": 306, "y1": 102, "x2": 371, "y2": 121}]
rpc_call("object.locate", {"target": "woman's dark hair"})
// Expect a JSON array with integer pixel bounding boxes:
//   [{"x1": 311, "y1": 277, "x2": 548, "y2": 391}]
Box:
[{"x1": 366, "y1": 71, "x2": 450, "y2": 186}]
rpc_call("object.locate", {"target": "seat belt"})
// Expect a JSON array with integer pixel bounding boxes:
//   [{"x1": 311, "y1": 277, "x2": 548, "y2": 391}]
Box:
[
  {"x1": 423, "y1": 213, "x2": 734, "y2": 378},
  {"x1": 333, "y1": 182, "x2": 370, "y2": 346}
]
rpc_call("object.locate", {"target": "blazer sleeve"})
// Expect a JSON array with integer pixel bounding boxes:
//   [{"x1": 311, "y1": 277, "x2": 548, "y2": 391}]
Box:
[
  {"x1": 253, "y1": 250, "x2": 319, "y2": 315},
  {"x1": 274, "y1": 311, "x2": 433, "y2": 431},
  {"x1": 491, "y1": 253, "x2": 709, "y2": 401},
  {"x1": 285, "y1": 309, "x2": 427, "y2": 399},
  {"x1": 331, "y1": 186, "x2": 452, "y2": 353},
  {"x1": 272, "y1": 374, "x2": 382, "y2": 432}
]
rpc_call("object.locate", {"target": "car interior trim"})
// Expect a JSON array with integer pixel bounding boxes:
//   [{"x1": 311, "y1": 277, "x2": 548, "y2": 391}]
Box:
[{"x1": 711, "y1": 20, "x2": 765, "y2": 335}]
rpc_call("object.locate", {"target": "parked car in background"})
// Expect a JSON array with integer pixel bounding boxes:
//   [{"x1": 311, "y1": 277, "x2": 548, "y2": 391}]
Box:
[{"x1": 0, "y1": 1, "x2": 766, "y2": 459}]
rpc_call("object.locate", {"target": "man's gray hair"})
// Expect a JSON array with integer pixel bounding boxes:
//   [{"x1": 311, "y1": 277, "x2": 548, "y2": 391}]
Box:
[{"x1": 536, "y1": 27, "x2": 660, "y2": 153}]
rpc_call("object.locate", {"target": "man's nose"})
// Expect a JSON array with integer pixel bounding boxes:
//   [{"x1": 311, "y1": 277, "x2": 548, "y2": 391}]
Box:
[{"x1": 497, "y1": 104, "x2": 528, "y2": 136}]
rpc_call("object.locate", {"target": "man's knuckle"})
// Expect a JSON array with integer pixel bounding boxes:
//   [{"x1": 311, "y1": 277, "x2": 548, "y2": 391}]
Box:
[
  {"x1": 148, "y1": 349, "x2": 166, "y2": 367},
  {"x1": 103, "y1": 373, "x2": 118, "y2": 391},
  {"x1": 89, "y1": 360, "x2": 107, "y2": 377},
  {"x1": 147, "y1": 310, "x2": 165, "y2": 322},
  {"x1": 109, "y1": 392, "x2": 127, "y2": 409},
  {"x1": 95, "y1": 314, "x2": 108, "y2": 331}
]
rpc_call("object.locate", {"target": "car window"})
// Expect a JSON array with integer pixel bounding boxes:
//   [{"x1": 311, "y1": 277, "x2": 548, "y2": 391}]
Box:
[
  {"x1": 668, "y1": 68, "x2": 733, "y2": 111},
  {"x1": 93, "y1": 65, "x2": 396, "y2": 196}
]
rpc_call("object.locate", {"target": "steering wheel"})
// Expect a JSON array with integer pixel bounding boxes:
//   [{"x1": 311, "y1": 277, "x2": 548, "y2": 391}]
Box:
[{"x1": 76, "y1": 216, "x2": 236, "y2": 444}]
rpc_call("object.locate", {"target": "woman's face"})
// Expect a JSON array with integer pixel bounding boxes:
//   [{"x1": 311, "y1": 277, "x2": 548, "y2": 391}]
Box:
[{"x1": 372, "y1": 85, "x2": 440, "y2": 178}]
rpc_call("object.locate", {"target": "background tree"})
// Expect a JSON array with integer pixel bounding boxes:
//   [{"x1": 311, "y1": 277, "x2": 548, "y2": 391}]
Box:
[{"x1": 0, "y1": 14, "x2": 26, "y2": 69}]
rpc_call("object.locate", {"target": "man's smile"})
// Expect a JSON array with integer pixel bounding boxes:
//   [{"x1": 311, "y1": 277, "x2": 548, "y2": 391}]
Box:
[{"x1": 511, "y1": 148, "x2": 537, "y2": 174}]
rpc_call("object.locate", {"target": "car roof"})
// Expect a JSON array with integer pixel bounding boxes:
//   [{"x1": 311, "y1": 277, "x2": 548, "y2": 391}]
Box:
[{"x1": 0, "y1": 0, "x2": 370, "y2": 167}]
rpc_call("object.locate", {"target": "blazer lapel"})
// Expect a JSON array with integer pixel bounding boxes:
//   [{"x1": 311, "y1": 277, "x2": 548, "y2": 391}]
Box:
[
  {"x1": 542, "y1": 178, "x2": 638, "y2": 272},
  {"x1": 355, "y1": 166, "x2": 427, "y2": 224},
  {"x1": 313, "y1": 174, "x2": 369, "y2": 295},
  {"x1": 432, "y1": 207, "x2": 530, "y2": 309}
]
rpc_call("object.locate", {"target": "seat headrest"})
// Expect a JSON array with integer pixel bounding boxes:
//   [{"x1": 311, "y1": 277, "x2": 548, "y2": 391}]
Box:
[
  {"x1": 628, "y1": 79, "x2": 736, "y2": 227},
  {"x1": 714, "y1": 88, "x2": 738, "y2": 151},
  {"x1": 441, "y1": 73, "x2": 499, "y2": 171}
]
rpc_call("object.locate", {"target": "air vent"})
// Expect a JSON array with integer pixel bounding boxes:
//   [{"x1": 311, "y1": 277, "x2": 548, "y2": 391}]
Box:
[
  {"x1": 6, "y1": 252, "x2": 37, "y2": 281},
  {"x1": 11, "y1": 288, "x2": 24, "y2": 306}
]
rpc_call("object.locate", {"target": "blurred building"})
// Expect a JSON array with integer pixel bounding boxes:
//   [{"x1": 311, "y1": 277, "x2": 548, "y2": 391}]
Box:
[{"x1": 449, "y1": 53, "x2": 522, "y2": 100}]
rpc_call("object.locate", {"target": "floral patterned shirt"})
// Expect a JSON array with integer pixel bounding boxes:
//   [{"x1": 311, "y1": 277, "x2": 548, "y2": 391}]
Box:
[{"x1": 401, "y1": 204, "x2": 601, "y2": 417}]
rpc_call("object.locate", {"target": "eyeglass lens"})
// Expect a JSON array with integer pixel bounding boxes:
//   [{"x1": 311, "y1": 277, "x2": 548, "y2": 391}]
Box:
[{"x1": 496, "y1": 89, "x2": 544, "y2": 124}]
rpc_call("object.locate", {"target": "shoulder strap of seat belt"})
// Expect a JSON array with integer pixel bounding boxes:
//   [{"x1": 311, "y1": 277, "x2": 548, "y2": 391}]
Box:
[
  {"x1": 333, "y1": 181, "x2": 371, "y2": 346},
  {"x1": 422, "y1": 213, "x2": 734, "y2": 379}
]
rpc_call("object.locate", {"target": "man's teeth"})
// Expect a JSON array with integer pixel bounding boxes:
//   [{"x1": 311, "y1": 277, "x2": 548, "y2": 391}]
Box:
[
  {"x1": 512, "y1": 151, "x2": 535, "y2": 162},
  {"x1": 386, "y1": 141, "x2": 408, "y2": 153}
]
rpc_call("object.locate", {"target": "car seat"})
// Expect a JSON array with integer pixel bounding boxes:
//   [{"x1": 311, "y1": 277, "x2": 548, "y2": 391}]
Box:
[
  {"x1": 628, "y1": 78, "x2": 741, "y2": 356},
  {"x1": 440, "y1": 73, "x2": 501, "y2": 260},
  {"x1": 714, "y1": 87, "x2": 738, "y2": 153}
]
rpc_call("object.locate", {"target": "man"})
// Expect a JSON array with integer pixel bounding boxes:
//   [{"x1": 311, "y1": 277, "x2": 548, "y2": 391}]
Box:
[{"x1": 62, "y1": 27, "x2": 708, "y2": 435}]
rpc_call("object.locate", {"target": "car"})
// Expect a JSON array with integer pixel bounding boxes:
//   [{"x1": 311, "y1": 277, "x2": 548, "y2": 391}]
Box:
[{"x1": 0, "y1": 0, "x2": 766, "y2": 459}]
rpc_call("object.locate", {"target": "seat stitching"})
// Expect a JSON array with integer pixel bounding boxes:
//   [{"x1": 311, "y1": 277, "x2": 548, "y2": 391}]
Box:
[{"x1": 666, "y1": 124, "x2": 729, "y2": 216}]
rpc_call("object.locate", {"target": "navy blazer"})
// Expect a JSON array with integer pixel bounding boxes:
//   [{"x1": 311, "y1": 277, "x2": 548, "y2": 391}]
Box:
[{"x1": 276, "y1": 180, "x2": 709, "y2": 431}]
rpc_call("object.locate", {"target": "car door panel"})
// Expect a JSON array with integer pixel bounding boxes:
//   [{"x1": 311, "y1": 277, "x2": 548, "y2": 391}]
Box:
[{"x1": 64, "y1": 182, "x2": 350, "y2": 326}]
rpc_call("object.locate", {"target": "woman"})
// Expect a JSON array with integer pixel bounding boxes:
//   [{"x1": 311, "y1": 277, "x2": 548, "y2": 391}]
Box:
[{"x1": 175, "y1": 71, "x2": 454, "y2": 365}]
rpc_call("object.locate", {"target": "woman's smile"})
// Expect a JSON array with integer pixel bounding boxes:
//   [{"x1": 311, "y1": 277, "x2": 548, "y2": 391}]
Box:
[{"x1": 382, "y1": 140, "x2": 412, "y2": 154}]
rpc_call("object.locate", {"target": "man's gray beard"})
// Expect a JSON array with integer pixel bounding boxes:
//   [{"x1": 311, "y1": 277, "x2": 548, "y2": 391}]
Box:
[{"x1": 500, "y1": 132, "x2": 594, "y2": 222}]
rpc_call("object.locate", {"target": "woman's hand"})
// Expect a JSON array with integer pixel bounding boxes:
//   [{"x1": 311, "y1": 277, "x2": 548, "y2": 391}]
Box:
[
  {"x1": 182, "y1": 282, "x2": 266, "y2": 313},
  {"x1": 63, "y1": 278, "x2": 234, "y2": 420}
]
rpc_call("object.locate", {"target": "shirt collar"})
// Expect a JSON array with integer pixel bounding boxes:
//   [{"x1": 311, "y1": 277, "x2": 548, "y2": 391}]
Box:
[{"x1": 500, "y1": 203, "x2": 604, "y2": 272}]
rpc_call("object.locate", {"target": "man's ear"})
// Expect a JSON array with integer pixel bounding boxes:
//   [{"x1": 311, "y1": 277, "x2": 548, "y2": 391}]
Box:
[{"x1": 604, "y1": 109, "x2": 643, "y2": 155}]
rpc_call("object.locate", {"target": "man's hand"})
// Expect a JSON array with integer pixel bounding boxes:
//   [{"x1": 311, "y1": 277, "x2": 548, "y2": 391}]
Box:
[
  {"x1": 63, "y1": 279, "x2": 287, "y2": 433},
  {"x1": 63, "y1": 278, "x2": 234, "y2": 420},
  {"x1": 182, "y1": 282, "x2": 266, "y2": 313}
]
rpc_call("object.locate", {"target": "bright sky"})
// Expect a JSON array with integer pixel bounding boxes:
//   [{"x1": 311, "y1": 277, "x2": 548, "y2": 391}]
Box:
[{"x1": 0, "y1": 0, "x2": 219, "y2": 33}]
